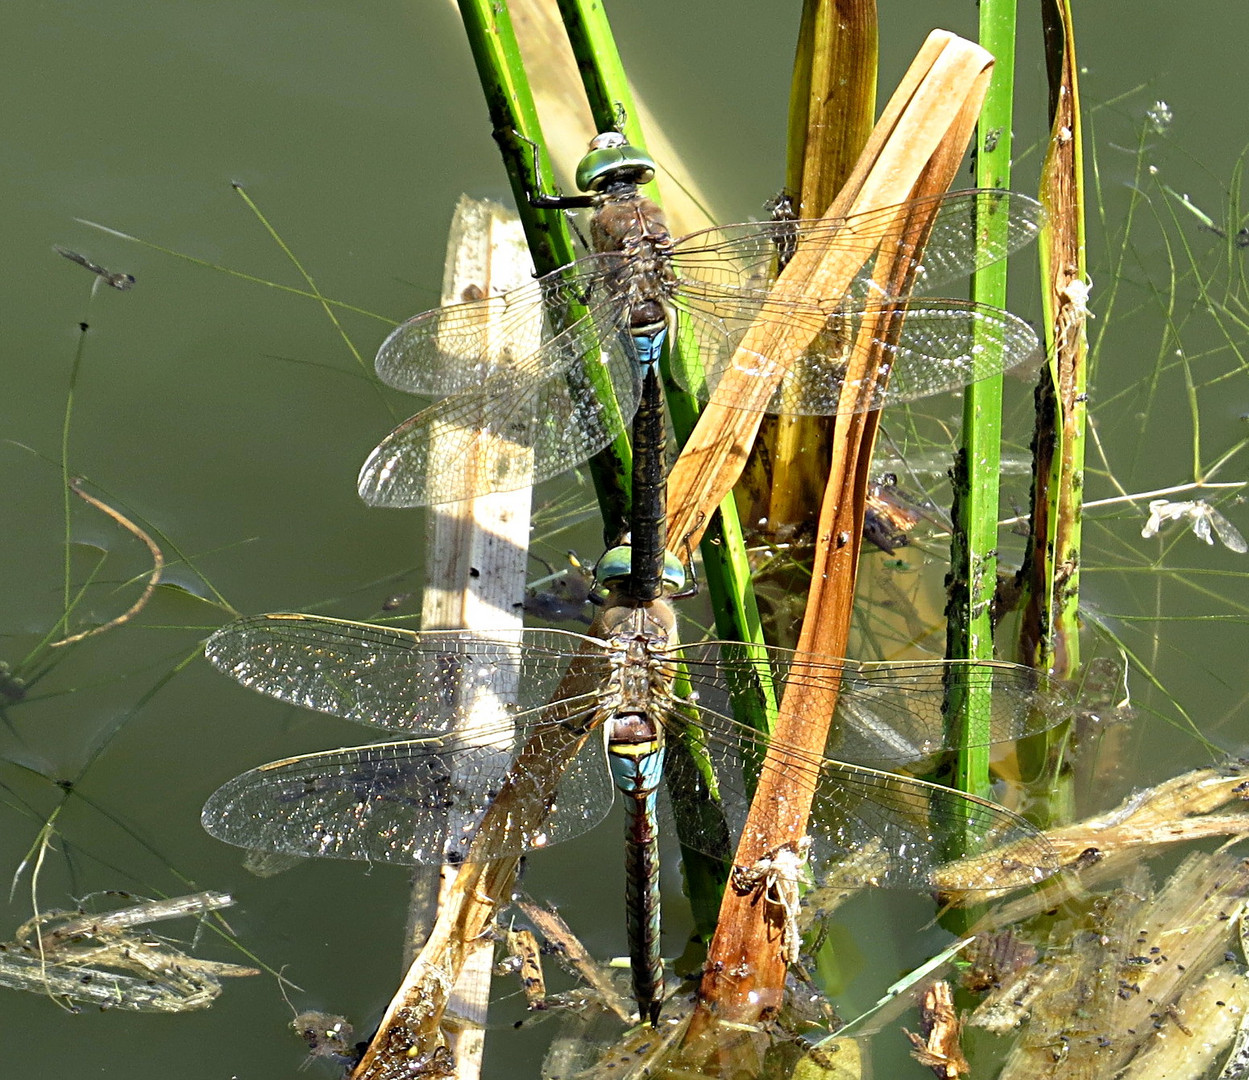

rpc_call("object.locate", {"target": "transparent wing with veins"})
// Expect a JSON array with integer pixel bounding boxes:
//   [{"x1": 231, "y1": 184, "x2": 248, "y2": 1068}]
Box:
[{"x1": 203, "y1": 614, "x2": 1067, "y2": 889}]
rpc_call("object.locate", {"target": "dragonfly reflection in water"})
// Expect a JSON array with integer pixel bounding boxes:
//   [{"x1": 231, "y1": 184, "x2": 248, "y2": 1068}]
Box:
[
  {"x1": 357, "y1": 133, "x2": 1045, "y2": 507},
  {"x1": 202, "y1": 610, "x2": 1070, "y2": 1023}
]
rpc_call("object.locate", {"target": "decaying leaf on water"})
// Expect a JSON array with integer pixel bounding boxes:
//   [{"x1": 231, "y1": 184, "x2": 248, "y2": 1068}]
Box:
[
  {"x1": 968, "y1": 846, "x2": 1249, "y2": 1079},
  {"x1": 935, "y1": 761, "x2": 1249, "y2": 902},
  {"x1": 540, "y1": 977, "x2": 848, "y2": 1080},
  {"x1": 542, "y1": 995, "x2": 692, "y2": 1080},
  {"x1": 500, "y1": 926, "x2": 548, "y2": 1011},
  {"x1": 525, "y1": 896, "x2": 845, "y2": 1079},
  {"x1": 293, "y1": 1011, "x2": 365, "y2": 1071},
  {"x1": 903, "y1": 981, "x2": 969, "y2": 1078},
  {"x1": 0, "y1": 890, "x2": 257, "y2": 1012},
  {"x1": 789, "y1": 1037, "x2": 863, "y2": 1080},
  {"x1": 880, "y1": 763, "x2": 1249, "y2": 1080},
  {"x1": 513, "y1": 895, "x2": 632, "y2": 1023}
]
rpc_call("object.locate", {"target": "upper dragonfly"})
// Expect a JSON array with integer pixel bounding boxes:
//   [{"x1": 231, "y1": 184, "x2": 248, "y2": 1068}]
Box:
[{"x1": 358, "y1": 132, "x2": 1044, "y2": 507}]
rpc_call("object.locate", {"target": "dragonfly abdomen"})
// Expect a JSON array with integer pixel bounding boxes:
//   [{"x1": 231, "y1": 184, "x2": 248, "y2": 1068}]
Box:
[
  {"x1": 607, "y1": 712, "x2": 666, "y2": 1025},
  {"x1": 625, "y1": 364, "x2": 669, "y2": 601}
]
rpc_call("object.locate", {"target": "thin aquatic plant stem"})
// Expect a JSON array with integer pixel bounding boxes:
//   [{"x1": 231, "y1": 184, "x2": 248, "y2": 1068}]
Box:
[
  {"x1": 1018, "y1": 0, "x2": 1087, "y2": 684},
  {"x1": 1010, "y1": 0, "x2": 1088, "y2": 830},
  {"x1": 60, "y1": 321, "x2": 89, "y2": 624},
  {"x1": 944, "y1": 0, "x2": 1018, "y2": 804},
  {"x1": 555, "y1": 0, "x2": 637, "y2": 141},
  {"x1": 457, "y1": 0, "x2": 632, "y2": 536},
  {"x1": 759, "y1": 0, "x2": 877, "y2": 535}
]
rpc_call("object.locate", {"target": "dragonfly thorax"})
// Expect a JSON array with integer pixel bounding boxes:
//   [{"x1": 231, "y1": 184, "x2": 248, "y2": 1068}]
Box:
[
  {"x1": 595, "y1": 596, "x2": 677, "y2": 641},
  {"x1": 590, "y1": 189, "x2": 668, "y2": 245},
  {"x1": 590, "y1": 601, "x2": 679, "y2": 715},
  {"x1": 591, "y1": 192, "x2": 675, "y2": 370}
]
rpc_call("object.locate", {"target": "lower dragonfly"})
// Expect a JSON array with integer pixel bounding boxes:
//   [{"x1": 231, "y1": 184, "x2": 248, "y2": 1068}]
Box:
[
  {"x1": 357, "y1": 132, "x2": 1044, "y2": 507},
  {"x1": 201, "y1": 607, "x2": 1070, "y2": 1025}
]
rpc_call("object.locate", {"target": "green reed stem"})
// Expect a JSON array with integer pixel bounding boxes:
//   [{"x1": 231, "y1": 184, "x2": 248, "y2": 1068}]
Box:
[
  {"x1": 944, "y1": 0, "x2": 1018, "y2": 803},
  {"x1": 554, "y1": 1, "x2": 776, "y2": 941},
  {"x1": 1009, "y1": 0, "x2": 1088, "y2": 829},
  {"x1": 457, "y1": 0, "x2": 632, "y2": 535}
]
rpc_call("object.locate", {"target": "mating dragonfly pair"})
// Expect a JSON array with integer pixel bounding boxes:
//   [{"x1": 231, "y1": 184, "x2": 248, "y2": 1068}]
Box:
[{"x1": 203, "y1": 133, "x2": 1062, "y2": 1025}]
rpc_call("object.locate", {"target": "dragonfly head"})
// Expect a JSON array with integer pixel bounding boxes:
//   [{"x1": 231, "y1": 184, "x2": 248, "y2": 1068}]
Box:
[
  {"x1": 591, "y1": 544, "x2": 686, "y2": 604},
  {"x1": 576, "y1": 132, "x2": 656, "y2": 194}
]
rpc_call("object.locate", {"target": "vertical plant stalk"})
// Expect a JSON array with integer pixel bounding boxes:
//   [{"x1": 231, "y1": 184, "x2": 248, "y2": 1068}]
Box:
[
  {"x1": 1017, "y1": 0, "x2": 1087, "y2": 679},
  {"x1": 746, "y1": 0, "x2": 878, "y2": 540},
  {"x1": 677, "y1": 35, "x2": 996, "y2": 1051},
  {"x1": 552, "y1": 0, "x2": 766, "y2": 938},
  {"x1": 943, "y1": 0, "x2": 1017, "y2": 808},
  {"x1": 555, "y1": 0, "x2": 765, "y2": 666},
  {"x1": 786, "y1": 0, "x2": 879, "y2": 209},
  {"x1": 1013, "y1": 0, "x2": 1087, "y2": 827},
  {"x1": 458, "y1": 0, "x2": 633, "y2": 537}
]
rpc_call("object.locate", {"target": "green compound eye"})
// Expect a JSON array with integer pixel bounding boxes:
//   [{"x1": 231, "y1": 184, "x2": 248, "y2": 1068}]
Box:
[
  {"x1": 592, "y1": 545, "x2": 686, "y2": 595},
  {"x1": 593, "y1": 545, "x2": 634, "y2": 588},
  {"x1": 575, "y1": 132, "x2": 656, "y2": 193},
  {"x1": 660, "y1": 551, "x2": 687, "y2": 594}
]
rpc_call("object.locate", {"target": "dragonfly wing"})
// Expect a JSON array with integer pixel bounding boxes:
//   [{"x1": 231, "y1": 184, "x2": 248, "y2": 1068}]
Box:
[
  {"x1": 799, "y1": 758, "x2": 1057, "y2": 891},
  {"x1": 847, "y1": 299, "x2": 1040, "y2": 410},
  {"x1": 657, "y1": 712, "x2": 742, "y2": 866},
  {"x1": 374, "y1": 258, "x2": 621, "y2": 397},
  {"x1": 657, "y1": 698, "x2": 1056, "y2": 893},
  {"x1": 828, "y1": 658, "x2": 1071, "y2": 766},
  {"x1": 359, "y1": 319, "x2": 641, "y2": 507},
  {"x1": 205, "y1": 615, "x2": 611, "y2": 737},
  {"x1": 201, "y1": 729, "x2": 616, "y2": 865},
  {"x1": 669, "y1": 298, "x2": 1040, "y2": 417},
  {"x1": 667, "y1": 189, "x2": 1044, "y2": 309},
  {"x1": 665, "y1": 301, "x2": 755, "y2": 402},
  {"x1": 865, "y1": 189, "x2": 1046, "y2": 298},
  {"x1": 674, "y1": 644, "x2": 1070, "y2": 768}
]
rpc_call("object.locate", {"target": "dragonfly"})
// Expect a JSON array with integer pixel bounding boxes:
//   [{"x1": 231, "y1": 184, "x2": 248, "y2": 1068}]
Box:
[
  {"x1": 588, "y1": 338, "x2": 689, "y2": 604},
  {"x1": 357, "y1": 132, "x2": 1045, "y2": 508},
  {"x1": 201, "y1": 609, "x2": 1070, "y2": 1024},
  {"x1": 52, "y1": 245, "x2": 135, "y2": 291}
]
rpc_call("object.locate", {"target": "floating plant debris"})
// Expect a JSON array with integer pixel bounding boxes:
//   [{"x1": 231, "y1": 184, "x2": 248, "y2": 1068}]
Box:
[{"x1": 0, "y1": 890, "x2": 256, "y2": 1012}]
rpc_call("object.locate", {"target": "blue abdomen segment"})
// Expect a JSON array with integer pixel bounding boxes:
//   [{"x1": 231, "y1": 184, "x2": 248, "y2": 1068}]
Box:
[{"x1": 630, "y1": 326, "x2": 667, "y2": 372}]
